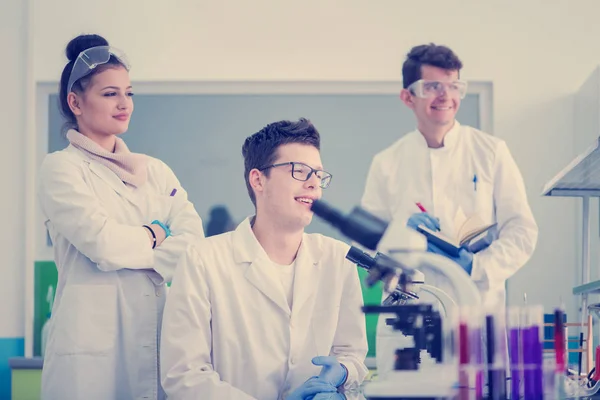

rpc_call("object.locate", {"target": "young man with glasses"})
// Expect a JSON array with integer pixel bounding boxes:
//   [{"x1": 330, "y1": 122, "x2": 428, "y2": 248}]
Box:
[
  {"x1": 360, "y1": 43, "x2": 538, "y2": 373},
  {"x1": 160, "y1": 118, "x2": 368, "y2": 400}
]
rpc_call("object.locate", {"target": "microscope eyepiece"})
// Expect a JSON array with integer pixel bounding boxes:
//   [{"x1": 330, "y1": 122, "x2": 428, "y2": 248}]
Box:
[
  {"x1": 310, "y1": 199, "x2": 345, "y2": 228},
  {"x1": 311, "y1": 200, "x2": 388, "y2": 250},
  {"x1": 346, "y1": 246, "x2": 375, "y2": 269}
]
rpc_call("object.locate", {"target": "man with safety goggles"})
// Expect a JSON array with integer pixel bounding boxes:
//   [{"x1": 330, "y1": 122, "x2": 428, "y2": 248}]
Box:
[
  {"x1": 360, "y1": 43, "x2": 538, "y2": 376},
  {"x1": 407, "y1": 78, "x2": 468, "y2": 100}
]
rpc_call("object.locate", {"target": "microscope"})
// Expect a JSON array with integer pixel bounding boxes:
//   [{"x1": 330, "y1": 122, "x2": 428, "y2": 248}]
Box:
[
  {"x1": 311, "y1": 200, "x2": 482, "y2": 400},
  {"x1": 347, "y1": 245, "x2": 458, "y2": 377},
  {"x1": 364, "y1": 303, "x2": 444, "y2": 367}
]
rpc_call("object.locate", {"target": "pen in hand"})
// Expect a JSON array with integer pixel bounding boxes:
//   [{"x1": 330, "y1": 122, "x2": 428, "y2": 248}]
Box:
[{"x1": 414, "y1": 202, "x2": 440, "y2": 231}]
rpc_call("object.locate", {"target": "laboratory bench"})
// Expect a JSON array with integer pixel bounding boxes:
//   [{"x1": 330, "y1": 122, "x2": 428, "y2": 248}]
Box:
[{"x1": 9, "y1": 357, "x2": 43, "y2": 400}]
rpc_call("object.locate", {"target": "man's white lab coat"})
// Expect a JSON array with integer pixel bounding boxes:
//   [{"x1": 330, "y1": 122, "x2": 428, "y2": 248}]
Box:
[
  {"x1": 361, "y1": 122, "x2": 538, "y2": 373},
  {"x1": 160, "y1": 218, "x2": 369, "y2": 399}
]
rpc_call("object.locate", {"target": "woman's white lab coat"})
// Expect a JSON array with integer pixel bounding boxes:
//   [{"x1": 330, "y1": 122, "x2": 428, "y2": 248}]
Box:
[
  {"x1": 38, "y1": 145, "x2": 204, "y2": 400},
  {"x1": 360, "y1": 122, "x2": 538, "y2": 371},
  {"x1": 160, "y1": 218, "x2": 369, "y2": 400}
]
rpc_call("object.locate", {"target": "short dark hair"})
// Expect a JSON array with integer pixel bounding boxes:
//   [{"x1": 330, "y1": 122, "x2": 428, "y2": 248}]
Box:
[
  {"x1": 241, "y1": 118, "x2": 321, "y2": 206},
  {"x1": 402, "y1": 43, "x2": 463, "y2": 89},
  {"x1": 59, "y1": 34, "x2": 127, "y2": 131}
]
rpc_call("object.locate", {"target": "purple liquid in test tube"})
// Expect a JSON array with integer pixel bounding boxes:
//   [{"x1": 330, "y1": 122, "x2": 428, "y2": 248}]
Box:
[
  {"x1": 472, "y1": 326, "x2": 483, "y2": 398},
  {"x1": 486, "y1": 311, "x2": 508, "y2": 400},
  {"x1": 534, "y1": 328, "x2": 543, "y2": 398},
  {"x1": 522, "y1": 319, "x2": 535, "y2": 398},
  {"x1": 522, "y1": 306, "x2": 544, "y2": 399},
  {"x1": 508, "y1": 307, "x2": 521, "y2": 400},
  {"x1": 531, "y1": 307, "x2": 544, "y2": 399}
]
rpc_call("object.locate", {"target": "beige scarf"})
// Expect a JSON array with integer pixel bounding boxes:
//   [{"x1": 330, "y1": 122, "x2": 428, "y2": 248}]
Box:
[{"x1": 66, "y1": 129, "x2": 148, "y2": 187}]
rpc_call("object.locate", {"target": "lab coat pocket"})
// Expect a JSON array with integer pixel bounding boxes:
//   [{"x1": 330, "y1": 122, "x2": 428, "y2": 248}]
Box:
[
  {"x1": 54, "y1": 285, "x2": 117, "y2": 355},
  {"x1": 473, "y1": 180, "x2": 495, "y2": 223},
  {"x1": 462, "y1": 179, "x2": 494, "y2": 222},
  {"x1": 310, "y1": 306, "x2": 341, "y2": 356}
]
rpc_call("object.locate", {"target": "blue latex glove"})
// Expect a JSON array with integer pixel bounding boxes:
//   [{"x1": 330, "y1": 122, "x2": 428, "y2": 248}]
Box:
[
  {"x1": 406, "y1": 212, "x2": 440, "y2": 231},
  {"x1": 427, "y1": 243, "x2": 474, "y2": 275},
  {"x1": 311, "y1": 356, "x2": 348, "y2": 388},
  {"x1": 309, "y1": 393, "x2": 347, "y2": 400},
  {"x1": 287, "y1": 377, "x2": 337, "y2": 400}
]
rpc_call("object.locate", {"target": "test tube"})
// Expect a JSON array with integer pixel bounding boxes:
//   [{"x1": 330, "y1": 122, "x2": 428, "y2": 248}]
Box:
[
  {"x1": 553, "y1": 307, "x2": 566, "y2": 398},
  {"x1": 458, "y1": 310, "x2": 470, "y2": 400},
  {"x1": 471, "y1": 314, "x2": 484, "y2": 400},
  {"x1": 485, "y1": 311, "x2": 507, "y2": 400},
  {"x1": 458, "y1": 306, "x2": 483, "y2": 400},
  {"x1": 554, "y1": 308, "x2": 566, "y2": 373},
  {"x1": 532, "y1": 306, "x2": 544, "y2": 399},
  {"x1": 522, "y1": 305, "x2": 544, "y2": 399},
  {"x1": 508, "y1": 306, "x2": 521, "y2": 400}
]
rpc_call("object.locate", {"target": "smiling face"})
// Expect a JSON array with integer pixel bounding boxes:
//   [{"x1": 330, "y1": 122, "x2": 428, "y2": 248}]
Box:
[
  {"x1": 401, "y1": 65, "x2": 461, "y2": 133},
  {"x1": 67, "y1": 66, "x2": 134, "y2": 138},
  {"x1": 251, "y1": 143, "x2": 323, "y2": 232}
]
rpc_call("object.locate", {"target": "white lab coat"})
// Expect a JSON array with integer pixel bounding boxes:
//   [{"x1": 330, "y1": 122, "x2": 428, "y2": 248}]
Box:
[
  {"x1": 160, "y1": 218, "x2": 369, "y2": 400},
  {"x1": 360, "y1": 122, "x2": 538, "y2": 370},
  {"x1": 38, "y1": 145, "x2": 204, "y2": 400}
]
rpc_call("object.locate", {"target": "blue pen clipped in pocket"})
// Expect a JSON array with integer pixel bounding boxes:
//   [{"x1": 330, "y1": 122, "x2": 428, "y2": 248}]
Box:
[{"x1": 472, "y1": 174, "x2": 478, "y2": 192}]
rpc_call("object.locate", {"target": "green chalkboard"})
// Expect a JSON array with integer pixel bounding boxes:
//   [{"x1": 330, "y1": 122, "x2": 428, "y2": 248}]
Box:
[
  {"x1": 34, "y1": 261, "x2": 58, "y2": 357},
  {"x1": 357, "y1": 267, "x2": 382, "y2": 358}
]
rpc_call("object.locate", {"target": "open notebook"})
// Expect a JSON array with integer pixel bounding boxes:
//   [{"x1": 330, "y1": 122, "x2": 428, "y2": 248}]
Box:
[{"x1": 416, "y1": 209, "x2": 497, "y2": 257}]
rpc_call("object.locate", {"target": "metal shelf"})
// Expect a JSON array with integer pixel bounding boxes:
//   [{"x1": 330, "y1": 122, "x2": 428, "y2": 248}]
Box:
[
  {"x1": 573, "y1": 280, "x2": 600, "y2": 296},
  {"x1": 542, "y1": 137, "x2": 600, "y2": 197},
  {"x1": 543, "y1": 136, "x2": 600, "y2": 375}
]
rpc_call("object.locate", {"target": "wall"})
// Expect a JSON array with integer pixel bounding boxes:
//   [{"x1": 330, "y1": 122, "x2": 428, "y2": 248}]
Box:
[
  {"x1": 0, "y1": 0, "x2": 28, "y2": 396},
  {"x1": 46, "y1": 91, "x2": 481, "y2": 235},
  {"x1": 11, "y1": 0, "x2": 600, "y2": 375}
]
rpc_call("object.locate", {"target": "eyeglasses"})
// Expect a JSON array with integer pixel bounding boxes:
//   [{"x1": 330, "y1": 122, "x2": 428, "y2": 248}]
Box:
[
  {"x1": 258, "y1": 162, "x2": 332, "y2": 189},
  {"x1": 407, "y1": 79, "x2": 468, "y2": 99}
]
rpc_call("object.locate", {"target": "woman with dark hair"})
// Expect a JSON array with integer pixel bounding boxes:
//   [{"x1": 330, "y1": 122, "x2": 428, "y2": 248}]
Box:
[{"x1": 38, "y1": 34, "x2": 204, "y2": 399}]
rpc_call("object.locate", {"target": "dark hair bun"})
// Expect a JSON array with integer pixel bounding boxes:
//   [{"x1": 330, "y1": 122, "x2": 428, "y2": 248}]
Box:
[{"x1": 66, "y1": 34, "x2": 109, "y2": 62}]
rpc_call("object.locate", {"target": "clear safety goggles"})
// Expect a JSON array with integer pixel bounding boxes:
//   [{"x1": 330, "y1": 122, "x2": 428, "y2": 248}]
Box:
[
  {"x1": 407, "y1": 79, "x2": 468, "y2": 99},
  {"x1": 67, "y1": 46, "x2": 130, "y2": 93}
]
